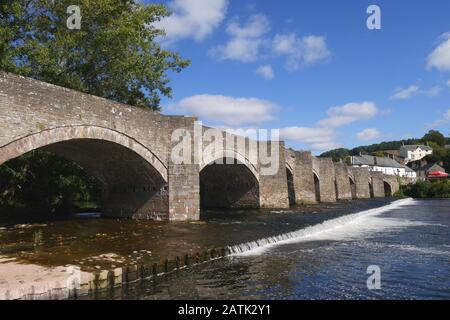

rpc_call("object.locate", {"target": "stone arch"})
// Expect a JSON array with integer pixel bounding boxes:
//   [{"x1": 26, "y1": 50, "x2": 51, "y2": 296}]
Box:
[
  {"x1": 383, "y1": 180, "x2": 393, "y2": 197},
  {"x1": 285, "y1": 164, "x2": 295, "y2": 206},
  {"x1": 0, "y1": 125, "x2": 167, "y2": 181},
  {"x1": 199, "y1": 154, "x2": 260, "y2": 210},
  {"x1": 0, "y1": 125, "x2": 169, "y2": 219},
  {"x1": 200, "y1": 149, "x2": 259, "y2": 182}
]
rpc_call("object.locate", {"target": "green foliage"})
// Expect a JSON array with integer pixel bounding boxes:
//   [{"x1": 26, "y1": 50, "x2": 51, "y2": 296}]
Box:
[
  {"x1": 319, "y1": 148, "x2": 350, "y2": 162},
  {"x1": 0, "y1": 0, "x2": 190, "y2": 110},
  {"x1": 396, "y1": 180, "x2": 450, "y2": 199},
  {"x1": 421, "y1": 130, "x2": 446, "y2": 147},
  {"x1": 0, "y1": 151, "x2": 101, "y2": 214}
]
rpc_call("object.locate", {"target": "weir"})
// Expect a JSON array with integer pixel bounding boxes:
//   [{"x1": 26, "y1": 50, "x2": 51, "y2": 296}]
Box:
[{"x1": 228, "y1": 198, "x2": 414, "y2": 255}]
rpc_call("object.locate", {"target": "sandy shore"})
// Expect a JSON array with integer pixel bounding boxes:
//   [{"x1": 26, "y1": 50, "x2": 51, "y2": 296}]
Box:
[{"x1": 0, "y1": 256, "x2": 92, "y2": 300}]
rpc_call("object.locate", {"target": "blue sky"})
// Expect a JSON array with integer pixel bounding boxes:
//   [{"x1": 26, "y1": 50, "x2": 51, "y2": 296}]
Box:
[{"x1": 146, "y1": 0, "x2": 450, "y2": 154}]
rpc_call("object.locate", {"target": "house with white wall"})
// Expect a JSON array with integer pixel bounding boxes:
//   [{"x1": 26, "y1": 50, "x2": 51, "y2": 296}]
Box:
[
  {"x1": 349, "y1": 155, "x2": 417, "y2": 178},
  {"x1": 399, "y1": 145, "x2": 433, "y2": 163}
]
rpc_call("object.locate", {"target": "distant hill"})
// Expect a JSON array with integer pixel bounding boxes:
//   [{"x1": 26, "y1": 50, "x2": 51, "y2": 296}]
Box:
[{"x1": 319, "y1": 130, "x2": 450, "y2": 163}]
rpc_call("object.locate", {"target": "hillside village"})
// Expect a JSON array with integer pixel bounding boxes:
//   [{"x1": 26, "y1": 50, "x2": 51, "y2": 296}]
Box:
[{"x1": 321, "y1": 130, "x2": 450, "y2": 182}]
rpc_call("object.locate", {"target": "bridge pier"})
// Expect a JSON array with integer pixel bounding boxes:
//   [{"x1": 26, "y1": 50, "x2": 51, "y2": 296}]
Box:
[
  {"x1": 370, "y1": 172, "x2": 386, "y2": 198},
  {"x1": 334, "y1": 163, "x2": 353, "y2": 200},
  {"x1": 350, "y1": 167, "x2": 372, "y2": 199},
  {"x1": 259, "y1": 141, "x2": 290, "y2": 209},
  {"x1": 287, "y1": 151, "x2": 317, "y2": 204},
  {"x1": 312, "y1": 157, "x2": 337, "y2": 203}
]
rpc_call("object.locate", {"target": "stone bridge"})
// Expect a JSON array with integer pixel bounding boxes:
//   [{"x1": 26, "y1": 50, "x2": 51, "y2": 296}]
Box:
[{"x1": 0, "y1": 72, "x2": 399, "y2": 221}]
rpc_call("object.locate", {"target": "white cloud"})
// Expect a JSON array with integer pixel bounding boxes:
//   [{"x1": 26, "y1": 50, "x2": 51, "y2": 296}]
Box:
[
  {"x1": 273, "y1": 33, "x2": 330, "y2": 71},
  {"x1": 210, "y1": 14, "x2": 270, "y2": 62},
  {"x1": 211, "y1": 15, "x2": 330, "y2": 70},
  {"x1": 390, "y1": 85, "x2": 420, "y2": 100},
  {"x1": 390, "y1": 84, "x2": 443, "y2": 100},
  {"x1": 170, "y1": 94, "x2": 276, "y2": 126},
  {"x1": 423, "y1": 86, "x2": 442, "y2": 97},
  {"x1": 357, "y1": 128, "x2": 381, "y2": 141},
  {"x1": 318, "y1": 102, "x2": 378, "y2": 128},
  {"x1": 154, "y1": 0, "x2": 228, "y2": 43},
  {"x1": 427, "y1": 33, "x2": 450, "y2": 72},
  {"x1": 428, "y1": 109, "x2": 450, "y2": 128},
  {"x1": 255, "y1": 64, "x2": 274, "y2": 80},
  {"x1": 446, "y1": 80, "x2": 450, "y2": 87},
  {"x1": 226, "y1": 14, "x2": 270, "y2": 38},
  {"x1": 280, "y1": 127, "x2": 339, "y2": 152}
]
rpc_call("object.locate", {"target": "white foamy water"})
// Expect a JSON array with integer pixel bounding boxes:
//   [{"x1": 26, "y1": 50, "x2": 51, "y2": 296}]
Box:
[{"x1": 228, "y1": 198, "x2": 426, "y2": 256}]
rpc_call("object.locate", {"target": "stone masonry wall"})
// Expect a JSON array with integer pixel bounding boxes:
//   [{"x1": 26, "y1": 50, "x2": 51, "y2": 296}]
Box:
[
  {"x1": 350, "y1": 167, "x2": 371, "y2": 199},
  {"x1": 334, "y1": 162, "x2": 352, "y2": 200},
  {"x1": 259, "y1": 141, "x2": 289, "y2": 209},
  {"x1": 371, "y1": 172, "x2": 386, "y2": 198},
  {"x1": 167, "y1": 116, "x2": 200, "y2": 221},
  {"x1": 313, "y1": 157, "x2": 337, "y2": 203},
  {"x1": 290, "y1": 151, "x2": 316, "y2": 204}
]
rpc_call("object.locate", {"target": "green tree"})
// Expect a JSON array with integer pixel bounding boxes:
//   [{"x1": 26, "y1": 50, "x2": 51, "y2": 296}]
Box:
[
  {"x1": 0, "y1": 151, "x2": 101, "y2": 215},
  {"x1": 0, "y1": 0, "x2": 189, "y2": 110},
  {"x1": 319, "y1": 148, "x2": 350, "y2": 162},
  {"x1": 421, "y1": 130, "x2": 446, "y2": 147},
  {"x1": 0, "y1": 1, "x2": 190, "y2": 214}
]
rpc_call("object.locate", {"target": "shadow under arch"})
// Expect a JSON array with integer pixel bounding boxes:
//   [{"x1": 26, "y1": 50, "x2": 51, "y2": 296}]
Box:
[
  {"x1": 313, "y1": 170, "x2": 321, "y2": 202},
  {"x1": 0, "y1": 125, "x2": 169, "y2": 219},
  {"x1": 286, "y1": 164, "x2": 295, "y2": 206},
  {"x1": 200, "y1": 156, "x2": 260, "y2": 210},
  {"x1": 349, "y1": 175, "x2": 357, "y2": 199},
  {"x1": 383, "y1": 181, "x2": 393, "y2": 197},
  {"x1": 369, "y1": 181, "x2": 375, "y2": 198}
]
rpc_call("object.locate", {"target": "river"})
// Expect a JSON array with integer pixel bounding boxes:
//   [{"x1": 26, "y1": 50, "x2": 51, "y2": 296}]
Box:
[
  {"x1": 1, "y1": 199, "x2": 449, "y2": 299},
  {"x1": 87, "y1": 199, "x2": 450, "y2": 300}
]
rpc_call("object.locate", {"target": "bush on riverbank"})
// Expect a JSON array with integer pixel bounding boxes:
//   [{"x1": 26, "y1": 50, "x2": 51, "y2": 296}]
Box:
[
  {"x1": 395, "y1": 180, "x2": 450, "y2": 199},
  {"x1": 0, "y1": 151, "x2": 101, "y2": 215}
]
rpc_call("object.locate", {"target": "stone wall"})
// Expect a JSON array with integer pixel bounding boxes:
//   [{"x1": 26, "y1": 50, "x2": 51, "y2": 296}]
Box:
[
  {"x1": 289, "y1": 150, "x2": 316, "y2": 204},
  {"x1": 259, "y1": 141, "x2": 289, "y2": 209},
  {"x1": 350, "y1": 167, "x2": 372, "y2": 199},
  {"x1": 313, "y1": 157, "x2": 337, "y2": 203},
  {"x1": 370, "y1": 172, "x2": 386, "y2": 198},
  {"x1": 334, "y1": 162, "x2": 352, "y2": 200},
  {"x1": 167, "y1": 116, "x2": 200, "y2": 221}
]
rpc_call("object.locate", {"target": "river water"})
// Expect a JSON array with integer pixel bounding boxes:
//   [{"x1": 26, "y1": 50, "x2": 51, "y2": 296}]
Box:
[
  {"x1": 1, "y1": 199, "x2": 449, "y2": 299},
  {"x1": 87, "y1": 199, "x2": 450, "y2": 300}
]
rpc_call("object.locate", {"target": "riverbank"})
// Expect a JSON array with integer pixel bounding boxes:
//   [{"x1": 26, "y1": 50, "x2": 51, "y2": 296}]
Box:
[{"x1": 0, "y1": 198, "x2": 394, "y2": 300}]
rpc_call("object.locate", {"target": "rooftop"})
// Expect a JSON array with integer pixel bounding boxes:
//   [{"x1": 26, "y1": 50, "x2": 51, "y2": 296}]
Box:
[
  {"x1": 351, "y1": 155, "x2": 404, "y2": 168},
  {"x1": 400, "y1": 145, "x2": 433, "y2": 152},
  {"x1": 419, "y1": 163, "x2": 446, "y2": 173}
]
